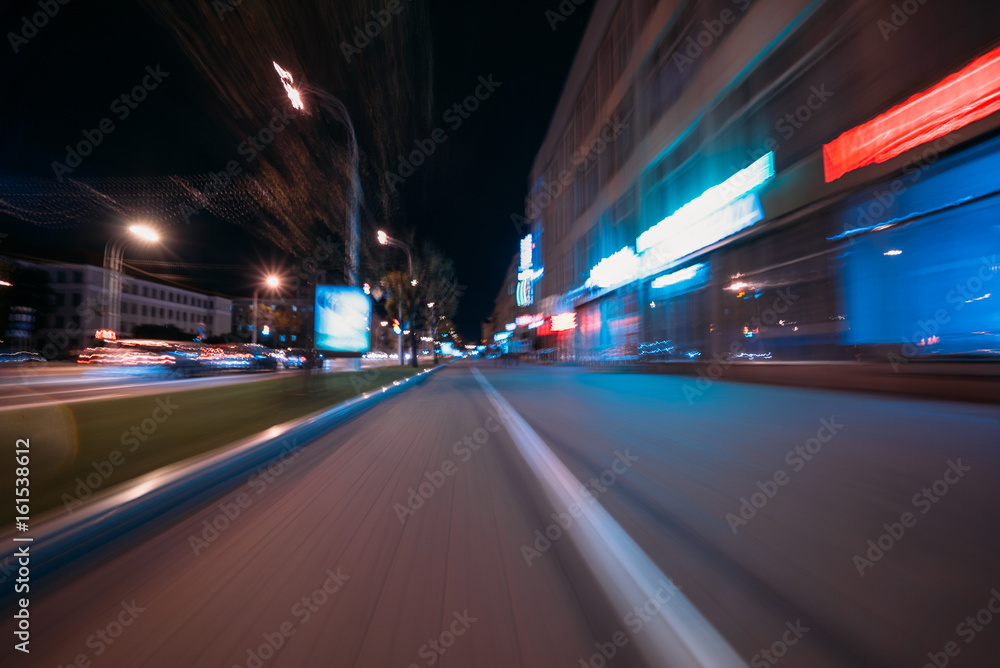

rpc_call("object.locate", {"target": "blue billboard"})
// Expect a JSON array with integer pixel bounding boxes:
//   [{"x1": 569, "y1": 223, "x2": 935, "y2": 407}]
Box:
[{"x1": 314, "y1": 285, "x2": 371, "y2": 354}]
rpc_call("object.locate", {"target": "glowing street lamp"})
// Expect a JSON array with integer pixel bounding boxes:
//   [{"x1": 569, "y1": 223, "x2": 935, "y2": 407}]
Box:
[
  {"x1": 273, "y1": 62, "x2": 304, "y2": 111},
  {"x1": 128, "y1": 224, "x2": 159, "y2": 243},
  {"x1": 376, "y1": 230, "x2": 415, "y2": 365},
  {"x1": 275, "y1": 61, "x2": 361, "y2": 290},
  {"x1": 103, "y1": 223, "x2": 161, "y2": 333},
  {"x1": 252, "y1": 274, "x2": 281, "y2": 345},
  {"x1": 0, "y1": 281, "x2": 12, "y2": 288}
]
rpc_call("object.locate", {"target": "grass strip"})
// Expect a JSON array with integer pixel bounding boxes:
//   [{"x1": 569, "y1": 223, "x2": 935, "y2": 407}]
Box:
[{"x1": 3, "y1": 365, "x2": 426, "y2": 526}]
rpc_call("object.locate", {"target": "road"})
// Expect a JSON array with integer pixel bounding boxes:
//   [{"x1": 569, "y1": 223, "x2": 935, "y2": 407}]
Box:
[
  {"x1": 4, "y1": 362, "x2": 1000, "y2": 667},
  {"x1": 0, "y1": 359, "x2": 406, "y2": 411}
]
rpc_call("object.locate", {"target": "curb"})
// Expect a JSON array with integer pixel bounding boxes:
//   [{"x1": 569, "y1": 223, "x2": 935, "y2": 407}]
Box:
[{"x1": 0, "y1": 364, "x2": 447, "y2": 600}]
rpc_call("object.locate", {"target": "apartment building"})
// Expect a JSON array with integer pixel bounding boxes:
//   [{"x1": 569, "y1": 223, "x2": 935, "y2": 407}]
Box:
[{"x1": 8, "y1": 256, "x2": 232, "y2": 354}]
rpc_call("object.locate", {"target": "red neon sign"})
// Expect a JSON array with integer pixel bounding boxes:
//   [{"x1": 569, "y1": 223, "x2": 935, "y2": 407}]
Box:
[{"x1": 823, "y1": 44, "x2": 1000, "y2": 182}]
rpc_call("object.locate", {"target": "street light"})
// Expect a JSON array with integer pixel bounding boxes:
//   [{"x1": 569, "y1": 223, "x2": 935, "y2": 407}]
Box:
[
  {"x1": 128, "y1": 224, "x2": 159, "y2": 242},
  {"x1": 0, "y1": 281, "x2": 12, "y2": 288},
  {"x1": 376, "y1": 230, "x2": 414, "y2": 365},
  {"x1": 252, "y1": 274, "x2": 281, "y2": 345},
  {"x1": 103, "y1": 223, "x2": 161, "y2": 334},
  {"x1": 276, "y1": 61, "x2": 360, "y2": 288}
]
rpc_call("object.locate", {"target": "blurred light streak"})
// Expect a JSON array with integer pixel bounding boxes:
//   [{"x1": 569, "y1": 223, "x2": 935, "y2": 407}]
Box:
[
  {"x1": 651, "y1": 263, "x2": 708, "y2": 290},
  {"x1": 550, "y1": 312, "x2": 578, "y2": 332},
  {"x1": 637, "y1": 153, "x2": 773, "y2": 254},
  {"x1": 823, "y1": 44, "x2": 1000, "y2": 182},
  {"x1": 586, "y1": 247, "x2": 639, "y2": 289},
  {"x1": 273, "y1": 61, "x2": 305, "y2": 110}
]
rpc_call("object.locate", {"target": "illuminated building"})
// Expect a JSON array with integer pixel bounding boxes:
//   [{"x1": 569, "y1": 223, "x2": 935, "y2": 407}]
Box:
[{"x1": 516, "y1": 0, "x2": 1000, "y2": 362}]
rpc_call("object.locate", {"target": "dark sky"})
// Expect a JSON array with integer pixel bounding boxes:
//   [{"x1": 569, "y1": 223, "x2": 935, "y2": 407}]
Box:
[{"x1": 0, "y1": 0, "x2": 593, "y2": 341}]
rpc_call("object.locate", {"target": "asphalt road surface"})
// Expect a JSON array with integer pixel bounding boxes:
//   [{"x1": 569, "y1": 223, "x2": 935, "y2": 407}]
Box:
[{"x1": 4, "y1": 362, "x2": 999, "y2": 667}]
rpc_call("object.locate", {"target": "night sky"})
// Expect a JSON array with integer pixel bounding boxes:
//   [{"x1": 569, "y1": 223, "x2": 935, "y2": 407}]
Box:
[{"x1": 0, "y1": 0, "x2": 593, "y2": 341}]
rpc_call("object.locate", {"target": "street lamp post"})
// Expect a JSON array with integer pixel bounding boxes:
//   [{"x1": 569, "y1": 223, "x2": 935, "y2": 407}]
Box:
[
  {"x1": 427, "y1": 302, "x2": 438, "y2": 364},
  {"x1": 377, "y1": 230, "x2": 414, "y2": 366},
  {"x1": 252, "y1": 275, "x2": 280, "y2": 345},
  {"x1": 102, "y1": 224, "x2": 160, "y2": 335},
  {"x1": 275, "y1": 62, "x2": 360, "y2": 288}
]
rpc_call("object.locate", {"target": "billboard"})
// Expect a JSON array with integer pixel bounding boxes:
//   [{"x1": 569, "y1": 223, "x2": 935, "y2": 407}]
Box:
[{"x1": 314, "y1": 285, "x2": 371, "y2": 354}]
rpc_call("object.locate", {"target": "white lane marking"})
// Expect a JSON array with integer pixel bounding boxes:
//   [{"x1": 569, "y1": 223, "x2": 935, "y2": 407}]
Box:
[{"x1": 472, "y1": 367, "x2": 746, "y2": 668}]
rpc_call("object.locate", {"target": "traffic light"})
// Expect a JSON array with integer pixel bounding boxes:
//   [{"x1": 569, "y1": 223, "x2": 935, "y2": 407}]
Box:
[{"x1": 392, "y1": 319, "x2": 401, "y2": 335}]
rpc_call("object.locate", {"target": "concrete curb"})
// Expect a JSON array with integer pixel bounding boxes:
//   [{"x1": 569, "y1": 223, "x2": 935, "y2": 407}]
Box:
[{"x1": 0, "y1": 365, "x2": 447, "y2": 599}]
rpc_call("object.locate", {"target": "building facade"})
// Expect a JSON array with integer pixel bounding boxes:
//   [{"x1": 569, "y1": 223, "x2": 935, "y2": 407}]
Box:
[
  {"x1": 6, "y1": 257, "x2": 233, "y2": 355},
  {"x1": 510, "y1": 0, "x2": 1000, "y2": 362}
]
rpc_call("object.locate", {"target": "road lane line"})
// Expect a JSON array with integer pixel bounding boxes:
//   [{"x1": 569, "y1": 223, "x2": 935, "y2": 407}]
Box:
[{"x1": 471, "y1": 367, "x2": 746, "y2": 668}]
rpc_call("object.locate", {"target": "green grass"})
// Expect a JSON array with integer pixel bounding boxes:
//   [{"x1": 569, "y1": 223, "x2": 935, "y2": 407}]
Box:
[{"x1": 3, "y1": 365, "x2": 427, "y2": 526}]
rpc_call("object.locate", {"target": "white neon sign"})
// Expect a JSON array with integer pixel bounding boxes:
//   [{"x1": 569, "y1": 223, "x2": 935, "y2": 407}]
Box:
[
  {"x1": 586, "y1": 247, "x2": 639, "y2": 289},
  {"x1": 640, "y1": 193, "x2": 763, "y2": 278},
  {"x1": 637, "y1": 152, "x2": 774, "y2": 254},
  {"x1": 651, "y1": 263, "x2": 707, "y2": 289},
  {"x1": 520, "y1": 234, "x2": 533, "y2": 272}
]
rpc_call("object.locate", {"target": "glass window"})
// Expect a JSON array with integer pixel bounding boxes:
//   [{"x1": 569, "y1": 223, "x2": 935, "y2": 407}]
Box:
[
  {"x1": 73, "y1": 271, "x2": 83, "y2": 283},
  {"x1": 55, "y1": 293, "x2": 65, "y2": 307},
  {"x1": 71, "y1": 293, "x2": 81, "y2": 307},
  {"x1": 57, "y1": 271, "x2": 66, "y2": 283}
]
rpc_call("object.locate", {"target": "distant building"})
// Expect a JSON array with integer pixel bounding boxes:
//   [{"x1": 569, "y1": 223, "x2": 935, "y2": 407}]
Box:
[
  {"x1": 4, "y1": 256, "x2": 232, "y2": 355},
  {"x1": 230, "y1": 296, "x2": 312, "y2": 346}
]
